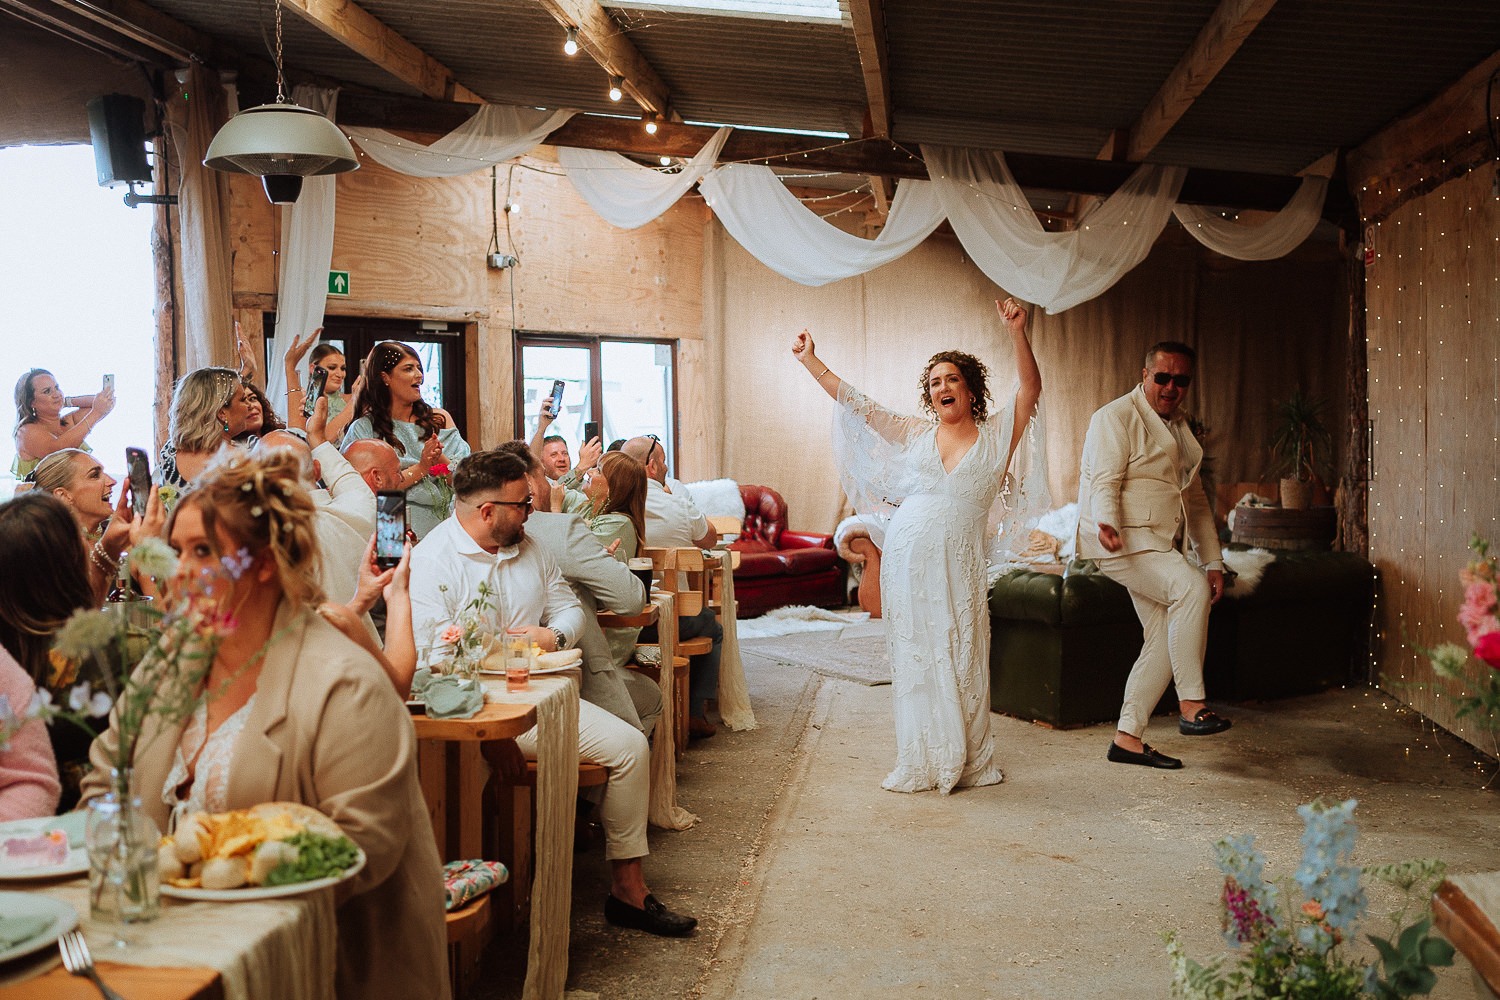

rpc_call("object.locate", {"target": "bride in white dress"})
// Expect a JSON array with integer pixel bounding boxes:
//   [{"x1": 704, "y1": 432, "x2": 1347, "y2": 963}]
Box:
[{"x1": 792, "y1": 299, "x2": 1047, "y2": 794}]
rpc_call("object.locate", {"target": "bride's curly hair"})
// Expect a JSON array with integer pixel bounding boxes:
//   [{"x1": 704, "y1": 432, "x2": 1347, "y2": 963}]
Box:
[
  {"x1": 918, "y1": 350, "x2": 992, "y2": 423},
  {"x1": 357, "y1": 341, "x2": 446, "y2": 450},
  {"x1": 169, "y1": 449, "x2": 325, "y2": 608}
]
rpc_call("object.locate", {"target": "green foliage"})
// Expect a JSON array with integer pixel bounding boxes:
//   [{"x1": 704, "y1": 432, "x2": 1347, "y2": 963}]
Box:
[{"x1": 1267, "y1": 386, "x2": 1333, "y2": 483}]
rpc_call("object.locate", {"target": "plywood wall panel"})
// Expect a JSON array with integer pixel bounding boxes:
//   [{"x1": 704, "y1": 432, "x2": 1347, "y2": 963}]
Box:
[
  {"x1": 228, "y1": 175, "x2": 277, "y2": 295},
  {"x1": 1368, "y1": 162, "x2": 1500, "y2": 753}
]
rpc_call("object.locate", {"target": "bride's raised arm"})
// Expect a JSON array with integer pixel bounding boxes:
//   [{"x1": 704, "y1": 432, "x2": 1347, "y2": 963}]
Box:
[
  {"x1": 791, "y1": 330, "x2": 844, "y2": 401},
  {"x1": 999, "y1": 298, "x2": 1041, "y2": 457},
  {"x1": 793, "y1": 330, "x2": 915, "y2": 445}
]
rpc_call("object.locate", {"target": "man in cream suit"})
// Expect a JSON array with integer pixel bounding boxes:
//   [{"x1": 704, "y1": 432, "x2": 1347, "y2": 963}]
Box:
[{"x1": 1077, "y1": 342, "x2": 1231, "y2": 770}]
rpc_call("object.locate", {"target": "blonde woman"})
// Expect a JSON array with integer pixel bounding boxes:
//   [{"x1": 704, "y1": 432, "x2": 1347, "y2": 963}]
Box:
[
  {"x1": 81, "y1": 450, "x2": 447, "y2": 999},
  {"x1": 157, "y1": 367, "x2": 251, "y2": 490},
  {"x1": 32, "y1": 449, "x2": 163, "y2": 600}
]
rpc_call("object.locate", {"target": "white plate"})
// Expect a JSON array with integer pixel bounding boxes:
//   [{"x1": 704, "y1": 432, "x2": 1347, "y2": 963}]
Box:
[
  {"x1": 0, "y1": 891, "x2": 78, "y2": 964},
  {"x1": 160, "y1": 848, "x2": 365, "y2": 901},
  {"x1": 0, "y1": 818, "x2": 88, "y2": 880},
  {"x1": 479, "y1": 663, "x2": 576, "y2": 677}
]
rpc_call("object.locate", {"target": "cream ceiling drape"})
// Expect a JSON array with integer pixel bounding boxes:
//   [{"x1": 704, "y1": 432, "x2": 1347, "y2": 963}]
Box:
[
  {"x1": 558, "y1": 127, "x2": 731, "y2": 230},
  {"x1": 344, "y1": 105, "x2": 575, "y2": 176}
]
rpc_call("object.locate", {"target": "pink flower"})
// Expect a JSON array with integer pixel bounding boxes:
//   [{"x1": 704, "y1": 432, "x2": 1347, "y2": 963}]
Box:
[
  {"x1": 438, "y1": 623, "x2": 464, "y2": 645},
  {"x1": 429, "y1": 463, "x2": 451, "y2": 478},
  {"x1": 1475, "y1": 631, "x2": 1500, "y2": 669},
  {"x1": 1458, "y1": 581, "x2": 1499, "y2": 645}
]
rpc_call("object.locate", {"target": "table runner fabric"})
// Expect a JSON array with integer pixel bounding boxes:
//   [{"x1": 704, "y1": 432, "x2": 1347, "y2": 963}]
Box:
[
  {"x1": 644, "y1": 593, "x2": 698, "y2": 832},
  {"x1": 27, "y1": 882, "x2": 335, "y2": 1000},
  {"x1": 482, "y1": 674, "x2": 579, "y2": 1000},
  {"x1": 711, "y1": 552, "x2": 756, "y2": 731}
]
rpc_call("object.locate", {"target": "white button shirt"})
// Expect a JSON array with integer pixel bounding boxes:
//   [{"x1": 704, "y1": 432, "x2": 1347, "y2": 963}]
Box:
[
  {"x1": 408, "y1": 514, "x2": 586, "y2": 657},
  {"x1": 644, "y1": 478, "x2": 709, "y2": 549}
]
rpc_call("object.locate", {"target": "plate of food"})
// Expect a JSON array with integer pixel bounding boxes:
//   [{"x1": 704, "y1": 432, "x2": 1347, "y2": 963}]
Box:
[
  {"x1": 0, "y1": 813, "x2": 88, "y2": 880},
  {"x1": 158, "y1": 802, "x2": 365, "y2": 901},
  {"x1": 0, "y1": 891, "x2": 78, "y2": 964},
  {"x1": 480, "y1": 648, "x2": 583, "y2": 677}
]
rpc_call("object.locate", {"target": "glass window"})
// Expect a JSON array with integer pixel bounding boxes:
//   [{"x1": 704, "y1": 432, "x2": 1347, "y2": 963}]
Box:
[{"x1": 601, "y1": 340, "x2": 676, "y2": 473}]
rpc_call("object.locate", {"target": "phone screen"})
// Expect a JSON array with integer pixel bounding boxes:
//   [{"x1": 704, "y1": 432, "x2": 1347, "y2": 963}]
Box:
[
  {"x1": 125, "y1": 447, "x2": 150, "y2": 516},
  {"x1": 548, "y1": 379, "x2": 566, "y2": 414},
  {"x1": 375, "y1": 491, "x2": 407, "y2": 568},
  {"x1": 303, "y1": 366, "x2": 329, "y2": 418},
  {"x1": 583, "y1": 420, "x2": 600, "y2": 445}
]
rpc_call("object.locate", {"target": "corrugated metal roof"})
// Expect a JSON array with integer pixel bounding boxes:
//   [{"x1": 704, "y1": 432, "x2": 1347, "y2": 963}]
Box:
[{"x1": 44, "y1": 0, "x2": 1500, "y2": 179}]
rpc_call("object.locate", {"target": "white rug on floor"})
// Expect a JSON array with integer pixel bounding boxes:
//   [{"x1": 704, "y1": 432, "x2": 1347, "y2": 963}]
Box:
[{"x1": 736, "y1": 605, "x2": 870, "y2": 639}]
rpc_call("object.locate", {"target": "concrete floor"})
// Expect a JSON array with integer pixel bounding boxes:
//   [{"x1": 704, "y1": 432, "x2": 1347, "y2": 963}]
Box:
[{"x1": 481, "y1": 621, "x2": 1500, "y2": 1000}]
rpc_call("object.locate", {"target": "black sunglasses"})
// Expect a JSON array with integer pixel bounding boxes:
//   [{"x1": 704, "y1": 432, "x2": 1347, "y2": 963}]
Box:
[
  {"x1": 482, "y1": 495, "x2": 534, "y2": 513},
  {"x1": 646, "y1": 434, "x2": 663, "y2": 464},
  {"x1": 1151, "y1": 372, "x2": 1192, "y2": 389}
]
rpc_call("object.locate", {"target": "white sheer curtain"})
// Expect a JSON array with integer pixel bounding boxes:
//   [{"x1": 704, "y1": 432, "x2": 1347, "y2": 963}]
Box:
[
  {"x1": 1173, "y1": 175, "x2": 1328, "y2": 260},
  {"x1": 699, "y1": 163, "x2": 945, "y2": 286},
  {"x1": 266, "y1": 86, "x2": 339, "y2": 416},
  {"x1": 344, "y1": 104, "x2": 574, "y2": 177},
  {"x1": 559, "y1": 126, "x2": 731, "y2": 229},
  {"x1": 924, "y1": 145, "x2": 1186, "y2": 314}
]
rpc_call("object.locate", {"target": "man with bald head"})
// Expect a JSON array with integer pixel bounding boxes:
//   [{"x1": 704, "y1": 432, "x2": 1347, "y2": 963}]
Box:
[
  {"x1": 621, "y1": 434, "x2": 722, "y2": 737},
  {"x1": 254, "y1": 403, "x2": 376, "y2": 619},
  {"x1": 343, "y1": 437, "x2": 403, "y2": 494}
]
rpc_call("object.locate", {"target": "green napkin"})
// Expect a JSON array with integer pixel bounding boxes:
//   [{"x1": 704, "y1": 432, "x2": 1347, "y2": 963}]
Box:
[
  {"x1": 0, "y1": 914, "x2": 53, "y2": 949},
  {"x1": 422, "y1": 675, "x2": 483, "y2": 719},
  {"x1": 46, "y1": 811, "x2": 87, "y2": 848},
  {"x1": 410, "y1": 667, "x2": 435, "y2": 700}
]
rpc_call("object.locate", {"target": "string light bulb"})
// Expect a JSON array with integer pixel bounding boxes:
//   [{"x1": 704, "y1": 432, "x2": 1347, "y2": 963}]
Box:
[
  {"x1": 608, "y1": 76, "x2": 624, "y2": 102},
  {"x1": 644, "y1": 116, "x2": 658, "y2": 135},
  {"x1": 659, "y1": 155, "x2": 671, "y2": 166},
  {"x1": 506, "y1": 201, "x2": 521, "y2": 215},
  {"x1": 563, "y1": 27, "x2": 579, "y2": 56}
]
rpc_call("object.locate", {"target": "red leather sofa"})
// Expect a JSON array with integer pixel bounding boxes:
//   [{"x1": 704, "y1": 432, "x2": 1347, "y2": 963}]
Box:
[{"x1": 728, "y1": 485, "x2": 846, "y2": 618}]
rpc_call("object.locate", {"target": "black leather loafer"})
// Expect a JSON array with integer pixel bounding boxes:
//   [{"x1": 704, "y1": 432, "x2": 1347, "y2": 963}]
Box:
[
  {"x1": 1107, "y1": 741, "x2": 1183, "y2": 769},
  {"x1": 604, "y1": 893, "x2": 698, "y2": 937},
  {"x1": 1179, "y1": 709, "x2": 1233, "y2": 736}
]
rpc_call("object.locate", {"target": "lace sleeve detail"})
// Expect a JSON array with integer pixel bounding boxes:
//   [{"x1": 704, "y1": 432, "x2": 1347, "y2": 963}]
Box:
[
  {"x1": 831, "y1": 384, "x2": 929, "y2": 518},
  {"x1": 985, "y1": 391, "x2": 1052, "y2": 575}
]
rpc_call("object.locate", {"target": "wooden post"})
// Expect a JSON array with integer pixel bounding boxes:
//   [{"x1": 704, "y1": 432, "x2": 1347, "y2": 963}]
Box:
[
  {"x1": 1338, "y1": 240, "x2": 1368, "y2": 558},
  {"x1": 150, "y1": 122, "x2": 177, "y2": 453}
]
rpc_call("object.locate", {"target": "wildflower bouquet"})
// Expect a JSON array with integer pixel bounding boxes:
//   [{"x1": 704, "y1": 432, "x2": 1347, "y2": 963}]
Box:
[
  {"x1": 1412, "y1": 533, "x2": 1500, "y2": 729},
  {"x1": 430, "y1": 581, "x2": 497, "y2": 678},
  {"x1": 1164, "y1": 799, "x2": 1453, "y2": 1000}
]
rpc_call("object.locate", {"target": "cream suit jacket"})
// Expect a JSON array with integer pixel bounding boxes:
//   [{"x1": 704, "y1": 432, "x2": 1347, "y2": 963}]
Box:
[
  {"x1": 1075, "y1": 385, "x2": 1222, "y2": 568},
  {"x1": 81, "y1": 601, "x2": 449, "y2": 1000}
]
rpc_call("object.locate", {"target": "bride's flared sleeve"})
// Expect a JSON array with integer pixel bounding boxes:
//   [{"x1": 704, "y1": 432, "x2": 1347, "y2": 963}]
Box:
[
  {"x1": 985, "y1": 392, "x2": 1052, "y2": 569},
  {"x1": 831, "y1": 383, "x2": 927, "y2": 520}
]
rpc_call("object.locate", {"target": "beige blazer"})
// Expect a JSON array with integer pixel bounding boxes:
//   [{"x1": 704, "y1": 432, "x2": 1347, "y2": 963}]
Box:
[
  {"x1": 82, "y1": 602, "x2": 449, "y2": 1000},
  {"x1": 1075, "y1": 385, "x2": 1221, "y2": 568}
]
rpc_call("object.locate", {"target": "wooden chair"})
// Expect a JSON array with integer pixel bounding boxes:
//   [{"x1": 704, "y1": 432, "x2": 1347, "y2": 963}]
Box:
[
  {"x1": 640, "y1": 547, "x2": 714, "y2": 746},
  {"x1": 489, "y1": 759, "x2": 610, "y2": 930},
  {"x1": 446, "y1": 894, "x2": 492, "y2": 999},
  {"x1": 708, "y1": 514, "x2": 742, "y2": 540}
]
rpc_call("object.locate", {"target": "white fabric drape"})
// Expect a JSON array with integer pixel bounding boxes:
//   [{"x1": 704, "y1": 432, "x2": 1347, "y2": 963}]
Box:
[
  {"x1": 344, "y1": 104, "x2": 574, "y2": 177},
  {"x1": 924, "y1": 145, "x2": 1186, "y2": 314},
  {"x1": 266, "y1": 86, "x2": 339, "y2": 416},
  {"x1": 559, "y1": 127, "x2": 731, "y2": 230},
  {"x1": 699, "y1": 163, "x2": 945, "y2": 286},
  {"x1": 1173, "y1": 175, "x2": 1328, "y2": 260}
]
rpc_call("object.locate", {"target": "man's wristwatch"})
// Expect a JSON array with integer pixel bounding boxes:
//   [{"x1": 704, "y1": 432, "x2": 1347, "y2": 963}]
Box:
[{"x1": 550, "y1": 627, "x2": 568, "y2": 651}]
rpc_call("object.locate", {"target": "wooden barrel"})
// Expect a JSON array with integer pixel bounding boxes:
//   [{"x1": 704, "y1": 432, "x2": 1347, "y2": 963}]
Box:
[{"x1": 1231, "y1": 505, "x2": 1337, "y2": 550}]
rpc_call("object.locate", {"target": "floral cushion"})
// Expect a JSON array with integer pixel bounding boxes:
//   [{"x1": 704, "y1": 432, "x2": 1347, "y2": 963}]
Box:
[{"x1": 443, "y1": 859, "x2": 508, "y2": 911}]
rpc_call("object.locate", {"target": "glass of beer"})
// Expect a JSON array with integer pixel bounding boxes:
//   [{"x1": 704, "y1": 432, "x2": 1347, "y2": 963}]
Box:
[
  {"x1": 504, "y1": 628, "x2": 532, "y2": 692},
  {"x1": 629, "y1": 557, "x2": 655, "y2": 593}
]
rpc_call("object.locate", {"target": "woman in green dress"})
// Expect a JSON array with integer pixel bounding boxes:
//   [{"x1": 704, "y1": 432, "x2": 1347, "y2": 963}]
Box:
[
  {"x1": 593, "y1": 451, "x2": 651, "y2": 669},
  {"x1": 12, "y1": 369, "x2": 113, "y2": 479},
  {"x1": 282, "y1": 329, "x2": 363, "y2": 443},
  {"x1": 341, "y1": 341, "x2": 469, "y2": 540}
]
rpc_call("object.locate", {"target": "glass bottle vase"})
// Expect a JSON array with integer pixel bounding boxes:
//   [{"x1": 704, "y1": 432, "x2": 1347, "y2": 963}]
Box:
[{"x1": 85, "y1": 768, "x2": 161, "y2": 933}]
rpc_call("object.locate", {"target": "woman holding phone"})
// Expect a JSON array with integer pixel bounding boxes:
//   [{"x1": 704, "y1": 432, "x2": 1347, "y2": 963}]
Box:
[
  {"x1": 12, "y1": 369, "x2": 115, "y2": 478},
  {"x1": 341, "y1": 341, "x2": 469, "y2": 541},
  {"x1": 282, "y1": 330, "x2": 363, "y2": 442},
  {"x1": 31, "y1": 449, "x2": 165, "y2": 600}
]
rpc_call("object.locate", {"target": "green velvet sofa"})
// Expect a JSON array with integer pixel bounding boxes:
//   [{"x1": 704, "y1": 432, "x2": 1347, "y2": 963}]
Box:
[{"x1": 986, "y1": 548, "x2": 1377, "y2": 728}]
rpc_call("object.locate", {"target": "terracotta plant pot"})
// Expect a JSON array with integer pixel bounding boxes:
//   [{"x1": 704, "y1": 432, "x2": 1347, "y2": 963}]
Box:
[{"x1": 1279, "y1": 477, "x2": 1313, "y2": 510}]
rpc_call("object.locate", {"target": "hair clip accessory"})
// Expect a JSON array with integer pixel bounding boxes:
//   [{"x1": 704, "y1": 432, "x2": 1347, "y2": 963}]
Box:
[
  {"x1": 241, "y1": 482, "x2": 253, "y2": 492},
  {"x1": 251, "y1": 506, "x2": 264, "y2": 517}
]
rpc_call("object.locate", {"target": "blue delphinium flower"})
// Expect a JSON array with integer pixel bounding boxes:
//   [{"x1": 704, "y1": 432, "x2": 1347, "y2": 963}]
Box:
[{"x1": 1294, "y1": 799, "x2": 1367, "y2": 943}]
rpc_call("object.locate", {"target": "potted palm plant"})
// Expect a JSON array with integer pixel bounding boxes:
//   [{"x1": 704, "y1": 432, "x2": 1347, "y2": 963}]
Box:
[{"x1": 1267, "y1": 387, "x2": 1332, "y2": 510}]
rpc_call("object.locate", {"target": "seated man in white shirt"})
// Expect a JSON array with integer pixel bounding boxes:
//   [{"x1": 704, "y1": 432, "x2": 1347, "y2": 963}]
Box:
[
  {"x1": 409, "y1": 449, "x2": 696, "y2": 937},
  {"x1": 343, "y1": 437, "x2": 403, "y2": 494},
  {"x1": 621, "y1": 434, "x2": 723, "y2": 738}
]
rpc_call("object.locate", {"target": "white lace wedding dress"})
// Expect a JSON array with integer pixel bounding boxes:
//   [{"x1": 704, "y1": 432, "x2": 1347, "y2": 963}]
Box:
[{"x1": 833, "y1": 384, "x2": 1048, "y2": 794}]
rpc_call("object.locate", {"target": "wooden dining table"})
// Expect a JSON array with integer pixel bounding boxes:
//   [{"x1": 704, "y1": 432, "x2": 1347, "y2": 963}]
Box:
[{"x1": 0, "y1": 960, "x2": 223, "y2": 999}]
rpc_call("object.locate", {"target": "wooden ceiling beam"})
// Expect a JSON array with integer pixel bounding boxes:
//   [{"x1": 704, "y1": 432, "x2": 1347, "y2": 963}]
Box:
[
  {"x1": 279, "y1": 0, "x2": 482, "y2": 102},
  {"x1": 1114, "y1": 0, "x2": 1278, "y2": 162},
  {"x1": 337, "y1": 91, "x2": 1356, "y2": 227},
  {"x1": 533, "y1": 0, "x2": 671, "y2": 115},
  {"x1": 849, "y1": 0, "x2": 893, "y2": 216}
]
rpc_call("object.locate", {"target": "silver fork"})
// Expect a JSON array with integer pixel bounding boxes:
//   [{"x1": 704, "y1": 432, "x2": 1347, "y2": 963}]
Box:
[{"x1": 57, "y1": 929, "x2": 127, "y2": 1000}]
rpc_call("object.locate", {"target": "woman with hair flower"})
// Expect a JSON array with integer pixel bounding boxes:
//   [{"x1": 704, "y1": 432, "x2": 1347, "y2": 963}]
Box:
[{"x1": 78, "y1": 450, "x2": 447, "y2": 999}]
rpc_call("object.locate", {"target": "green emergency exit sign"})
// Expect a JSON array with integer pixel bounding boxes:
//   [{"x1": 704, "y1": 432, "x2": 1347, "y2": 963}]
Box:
[{"x1": 328, "y1": 270, "x2": 350, "y2": 296}]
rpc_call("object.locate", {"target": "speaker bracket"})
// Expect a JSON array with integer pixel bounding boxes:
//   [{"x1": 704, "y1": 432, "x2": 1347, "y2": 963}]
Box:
[{"x1": 123, "y1": 181, "x2": 178, "y2": 209}]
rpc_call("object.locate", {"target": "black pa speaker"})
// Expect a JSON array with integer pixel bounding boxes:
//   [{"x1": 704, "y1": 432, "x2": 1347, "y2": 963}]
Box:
[{"x1": 86, "y1": 94, "x2": 152, "y2": 188}]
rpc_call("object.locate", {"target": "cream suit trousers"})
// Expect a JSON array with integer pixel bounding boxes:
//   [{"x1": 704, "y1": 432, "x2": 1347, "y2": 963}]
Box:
[
  {"x1": 517, "y1": 699, "x2": 650, "y2": 860},
  {"x1": 1097, "y1": 548, "x2": 1211, "y2": 737}
]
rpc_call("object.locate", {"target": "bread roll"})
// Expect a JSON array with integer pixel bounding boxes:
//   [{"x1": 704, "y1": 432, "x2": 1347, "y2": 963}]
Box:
[
  {"x1": 249, "y1": 840, "x2": 299, "y2": 885},
  {"x1": 172, "y1": 813, "x2": 209, "y2": 864},
  {"x1": 157, "y1": 843, "x2": 185, "y2": 881}
]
